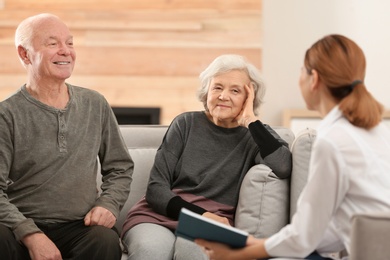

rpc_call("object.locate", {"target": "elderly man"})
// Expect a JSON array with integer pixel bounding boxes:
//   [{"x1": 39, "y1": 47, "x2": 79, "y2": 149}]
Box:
[{"x1": 0, "y1": 13, "x2": 133, "y2": 260}]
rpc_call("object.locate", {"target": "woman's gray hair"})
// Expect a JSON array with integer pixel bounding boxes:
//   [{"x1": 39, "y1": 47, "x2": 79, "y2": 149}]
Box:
[{"x1": 197, "y1": 54, "x2": 265, "y2": 115}]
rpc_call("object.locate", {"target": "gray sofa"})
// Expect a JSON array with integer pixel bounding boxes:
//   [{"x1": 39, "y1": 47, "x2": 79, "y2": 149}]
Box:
[
  {"x1": 110, "y1": 124, "x2": 298, "y2": 259},
  {"x1": 112, "y1": 125, "x2": 295, "y2": 235},
  {"x1": 104, "y1": 125, "x2": 388, "y2": 260}
]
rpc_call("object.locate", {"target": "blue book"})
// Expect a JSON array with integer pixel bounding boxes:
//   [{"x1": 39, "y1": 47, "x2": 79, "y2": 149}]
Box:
[{"x1": 176, "y1": 208, "x2": 248, "y2": 248}]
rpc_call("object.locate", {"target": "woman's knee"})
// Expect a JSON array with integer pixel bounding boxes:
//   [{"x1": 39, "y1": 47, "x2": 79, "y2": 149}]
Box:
[
  {"x1": 174, "y1": 236, "x2": 208, "y2": 260},
  {"x1": 123, "y1": 223, "x2": 175, "y2": 260}
]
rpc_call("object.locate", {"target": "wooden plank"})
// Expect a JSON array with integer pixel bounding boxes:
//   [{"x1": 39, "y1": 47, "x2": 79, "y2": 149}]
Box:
[
  {"x1": 0, "y1": 11, "x2": 203, "y2": 31},
  {"x1": 0, "y1": 45, "x2": 262, "y2": 76},
  {"x1": 0, "y1": 74, "x2": 26, "y2": 89},
  {"x1": 0, "y1": 46, "x2": 24, "y2": 73},
  {"x1": 0, "y1": 22, "x2": 261, "y2": 47},
  {"x1": 0, "y1": 9, "x2": 261, "y2": 31},
  {"x1": 80, "y1": 30, "x2": 261, "y2": 48},
  {"x1": 4, "y1": 0, "x2": 261, "y2": 11},
  {"x1": 0, "y1": 28, "x2": 15, "y2": 45},
  {"x1": 0, "y1": 25, "x2": 261, "y2": 48}
]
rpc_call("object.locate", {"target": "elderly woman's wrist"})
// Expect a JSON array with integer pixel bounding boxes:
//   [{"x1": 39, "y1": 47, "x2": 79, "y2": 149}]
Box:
[{"x1": 245, "y1": 117, "x2": 258, "y2": 127}]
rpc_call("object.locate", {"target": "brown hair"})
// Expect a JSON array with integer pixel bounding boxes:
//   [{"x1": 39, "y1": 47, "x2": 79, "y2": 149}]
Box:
[{"x1": 304, "y1": 34, "x2": 383, "y2": 129}]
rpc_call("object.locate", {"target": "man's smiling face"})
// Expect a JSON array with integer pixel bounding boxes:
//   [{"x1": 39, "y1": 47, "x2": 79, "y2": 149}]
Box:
[{"x1": 27, "y1": 17, "x2": 76, "y2": 82}]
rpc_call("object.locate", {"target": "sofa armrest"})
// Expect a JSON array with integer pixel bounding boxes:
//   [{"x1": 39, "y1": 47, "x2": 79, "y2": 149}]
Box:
[
  {"x1": 234, "y1": 164, "x2": 290, "y2": 238},
  {"x1": 289, "y1": 128, "x2": 316, "y2": 219},
  {"x1": 349, "y1": 212, "x2": 390, "y2": 260}
]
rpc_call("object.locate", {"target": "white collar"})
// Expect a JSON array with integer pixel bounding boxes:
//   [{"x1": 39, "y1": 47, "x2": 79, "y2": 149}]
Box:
[{"x1": 317, "y1": 106, "x2": 343, "y2": 133}]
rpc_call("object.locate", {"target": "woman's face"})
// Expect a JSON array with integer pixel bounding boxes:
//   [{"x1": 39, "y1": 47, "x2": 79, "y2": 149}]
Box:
[
  {"x1": 206, "y1": 70, "x2": 250, "y2": 128},
  {"x1": 299, "y1": 66, "x2": 315, "y2": 110}
]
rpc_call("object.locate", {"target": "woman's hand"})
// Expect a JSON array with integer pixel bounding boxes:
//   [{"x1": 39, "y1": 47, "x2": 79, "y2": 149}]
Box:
[
  {"x1": 195, "y1": 235, "x2": 269, "y2": 260},
  {"x1": 236, "y1": 83, "x2": 258, "y2": 128},
  {"x1": 202, "y1": 212, "x2": 231, "y2": 226}
]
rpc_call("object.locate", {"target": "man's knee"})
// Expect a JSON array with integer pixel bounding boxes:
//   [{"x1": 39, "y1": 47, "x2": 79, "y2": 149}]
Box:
[
  {"x1": 87, "y1": 225, "x2": 120, "y2": 248},
  {"x1": 81, "y1": 225, "x2": 122, "y2": 259},
  {"x1": 53, "y1": 224, "x2": 122, "y2": 260}
]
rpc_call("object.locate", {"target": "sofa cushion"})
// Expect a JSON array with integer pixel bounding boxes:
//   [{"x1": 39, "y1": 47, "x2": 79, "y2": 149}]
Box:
[
  {"x1": 271, "y1": 126, "x2": 295, "y2": 148},
  {"x1": 234, "y1": 127, "x2": 294, "y2": 238},
  {"x1": 350, "y1": 212, "x2": 390, "y2": 260},
  {"x1": 115, "y1": 148, "x2": 157, "y2": 232},
  {"x1": 234, "y1": 164, "x2": 290, "y2": 238},
  {"x1": 120, "y1": 125, "x2": 168, "y2": 149},
  {"x1": 289, "y1": 128, "x2": 316, "y2": 219},
  {"x1": 114, "y1": 125, "x2": 168, "y2": 232}
]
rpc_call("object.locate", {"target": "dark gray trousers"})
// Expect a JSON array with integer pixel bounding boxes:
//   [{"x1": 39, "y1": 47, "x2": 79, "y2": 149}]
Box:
[{"x1": 0, "y1": 220, "x2": 121, "y2": 260}]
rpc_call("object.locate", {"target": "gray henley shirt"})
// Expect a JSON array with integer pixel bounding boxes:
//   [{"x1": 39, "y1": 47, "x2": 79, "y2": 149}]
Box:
[{"x1": 0, "y1": 84, "x2": 133, "y2": 241}]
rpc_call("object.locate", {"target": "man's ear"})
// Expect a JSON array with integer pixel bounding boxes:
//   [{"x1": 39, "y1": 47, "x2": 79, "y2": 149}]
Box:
[{"x1": 17, "y1": 45, "x2": 30, "y2": 64}]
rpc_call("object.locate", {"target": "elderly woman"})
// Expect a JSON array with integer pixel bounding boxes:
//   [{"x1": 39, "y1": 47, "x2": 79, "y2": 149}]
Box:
[{"x1": 121, "y1": 54, "x2": 292, "y2": 260}]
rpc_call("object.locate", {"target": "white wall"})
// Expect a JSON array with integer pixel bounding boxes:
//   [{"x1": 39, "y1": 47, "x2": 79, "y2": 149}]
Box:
[{"x1": 261, "y1": 0, "x2": 390, "y2": 127}]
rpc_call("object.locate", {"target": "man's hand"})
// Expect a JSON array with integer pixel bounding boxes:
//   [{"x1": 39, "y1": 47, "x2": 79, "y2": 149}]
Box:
[
  {"x1": 84, "y1": 206, "x2": 116, "y2": 228},
  {"x1": 22, "y1": 233, "x2": 62, "y2": 260}
]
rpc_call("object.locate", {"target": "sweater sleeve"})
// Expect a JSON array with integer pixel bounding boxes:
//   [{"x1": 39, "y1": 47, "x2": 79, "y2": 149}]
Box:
[
  {"x1": 0, "y1": 108, "x2": 42, "y2": 241},
  {"x1": 249, "y1": 120, "x2": 292, "y2": 179},
  {"x1": 248, "y1": 120, "x2": 284, "y2": 157},
  {"x1": 166, "y1": 196, "x2": 207, "y2": 220},
  {"x1": 145, "y1": 116, "x2": 186, "y2": 216},
  {"x1": 96, "y1": 102, "x2": 134, "y2": 218}
]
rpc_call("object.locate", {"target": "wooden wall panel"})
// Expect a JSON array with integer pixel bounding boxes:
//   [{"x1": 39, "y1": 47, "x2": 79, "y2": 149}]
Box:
[
  {"x1": 4, "y1": 0, "x2": 261, "y2": 11},
  {"x1": 0, "y1": 46, "x2": 261, "y2": 76},
  {"x1": 0, "y1": 1, "x2": 262, "y2": 125}
]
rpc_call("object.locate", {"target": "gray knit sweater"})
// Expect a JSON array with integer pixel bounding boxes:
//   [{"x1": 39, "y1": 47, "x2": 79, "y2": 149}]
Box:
[{"x1": 0, "y1": 84, "x2": 133, "y2": 241}]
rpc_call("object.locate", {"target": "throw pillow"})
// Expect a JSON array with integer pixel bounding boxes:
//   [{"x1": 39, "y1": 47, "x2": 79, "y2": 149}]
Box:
[{"x1": 235, "y1": 164, "x2": 289, "y2": 238}]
